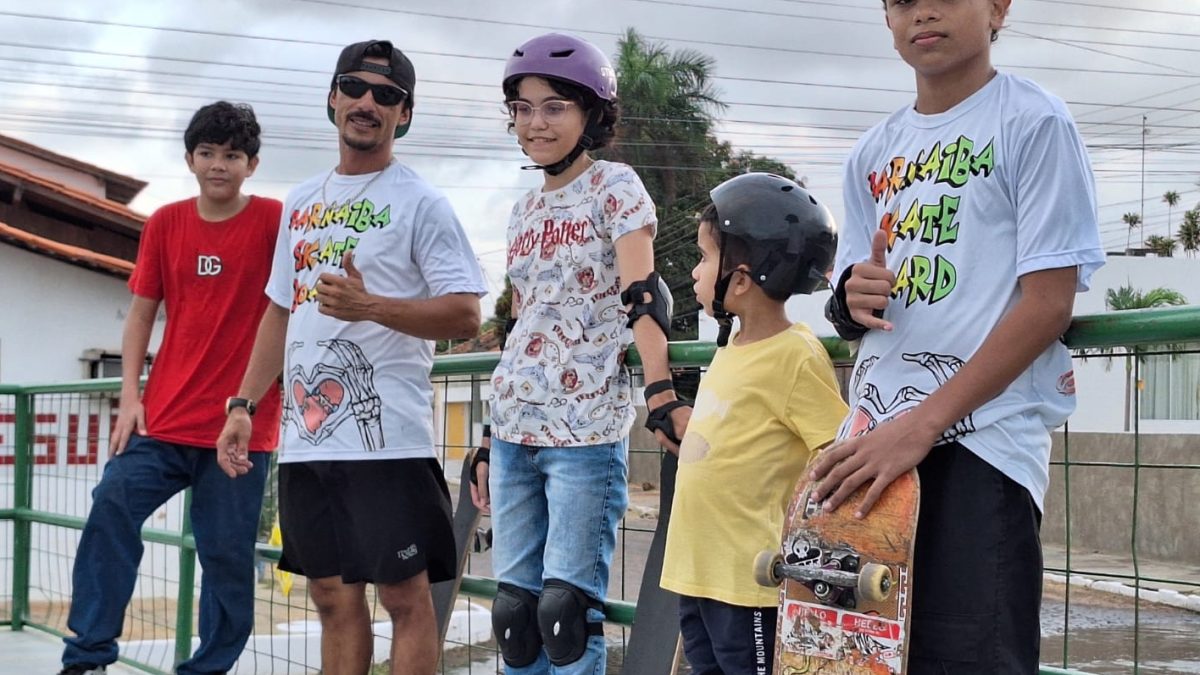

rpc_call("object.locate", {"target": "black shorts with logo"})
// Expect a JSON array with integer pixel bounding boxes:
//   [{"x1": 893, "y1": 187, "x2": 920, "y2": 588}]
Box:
[
  {"x1": 679, "y1": 595, "x2": 777, "y2": 675},
  {"x1": 908, "y1": 442, "x2": 1043, "y2": 674},
  {"x1": 277, "y1": 457, "x2": 456, "y2": 585}
]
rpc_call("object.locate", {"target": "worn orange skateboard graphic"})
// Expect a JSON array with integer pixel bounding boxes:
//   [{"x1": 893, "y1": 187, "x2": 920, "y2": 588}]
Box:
[{"x1": 755, "y1": 467, "x2": 919, "y2": 675}]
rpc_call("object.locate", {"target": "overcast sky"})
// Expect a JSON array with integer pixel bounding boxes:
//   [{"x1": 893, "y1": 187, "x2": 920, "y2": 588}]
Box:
[{"x1": 2, "y1": 0, "x2": 1199, "y2": 315}]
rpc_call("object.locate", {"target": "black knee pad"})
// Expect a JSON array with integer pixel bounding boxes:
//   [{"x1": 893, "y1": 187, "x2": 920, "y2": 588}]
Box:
[
  {"x1": 493, "y1": 582, "x2": 542, "y2": 667},
  {"x1": 537, "y1": 579, "x2": 604, "y2": 666}
]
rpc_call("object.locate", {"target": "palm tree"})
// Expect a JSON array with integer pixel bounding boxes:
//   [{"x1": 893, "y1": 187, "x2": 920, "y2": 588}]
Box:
[
  {"x1": 1102, "y1": 284, "x2": 1188, "y2": 431},
  {"x1": 1163, "y1": 190, "x2": 1180, "y2": 240},
  {"x1": 1145, "y1": 234, "x2": 1176, "y2": 257},
  {"x1": 606, "y1": 28, "x2": 724, "y2": 208},
  {"x1": 1122, "y1": 212, "x2": 1142, "y2": 252},
  {"x1": 1105, "y1": 285, "x2": 1188, "y2": 312},
  {"x1": 602, "y1": 28, "x2": 728, "y2": 341},
  {"x1": 1177, "y1": 209, "x2": 1200, "y2": 258}
]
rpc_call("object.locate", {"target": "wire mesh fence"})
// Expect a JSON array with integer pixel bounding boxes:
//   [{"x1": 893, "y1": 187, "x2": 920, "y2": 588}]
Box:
[{"x1": 2, "y1": 308, "x2": 1199, "y2": 673}]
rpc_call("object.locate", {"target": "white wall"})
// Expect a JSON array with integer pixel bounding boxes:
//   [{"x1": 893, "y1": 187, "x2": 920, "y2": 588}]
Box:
[
  {"x1": 698, "y1": 255, "x2": 1200, "y2": 433},
  {"x1": 0, "y1": 243, "x2": 165, "y2": 384}
]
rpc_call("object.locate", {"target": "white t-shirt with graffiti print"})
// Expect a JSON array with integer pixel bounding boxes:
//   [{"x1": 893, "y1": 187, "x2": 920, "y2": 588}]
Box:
[
  {"x1": 833, "y1": 73, "x2": 1105, "y2": 510},
  {"x1": 266, "y1": 161, "x2": 488, "y2": 463},
  {"x1": 490, "y1": 160, "x2": 658, "y2": 448}
]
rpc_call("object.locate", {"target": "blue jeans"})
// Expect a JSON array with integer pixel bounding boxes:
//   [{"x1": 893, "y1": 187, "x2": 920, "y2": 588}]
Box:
[
  {"x1": 62, "y1": 434, "x2": 268, "y2": 675},
  {"x1": 489, "y1": 437, "x2": 629, "y2": 675}
]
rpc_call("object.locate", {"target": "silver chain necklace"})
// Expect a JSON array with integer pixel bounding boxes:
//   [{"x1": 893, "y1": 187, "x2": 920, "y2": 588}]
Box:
[{"x1": 320, "y1": 159, "x2": 393, "y2": 207}]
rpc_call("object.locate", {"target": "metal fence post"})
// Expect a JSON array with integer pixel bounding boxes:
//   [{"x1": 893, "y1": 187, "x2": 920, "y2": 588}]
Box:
[
  {"x1": 174, "y1": 489, "x2": 196, "y2": 667},
  {"x1": 11, "y1": 391, "x2": 33, "y2": 631}
]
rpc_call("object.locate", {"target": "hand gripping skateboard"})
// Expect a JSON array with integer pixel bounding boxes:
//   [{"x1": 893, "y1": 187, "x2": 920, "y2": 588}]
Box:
[{"x1": 755, "y1": 467, "x2": 919, "y2": 674}]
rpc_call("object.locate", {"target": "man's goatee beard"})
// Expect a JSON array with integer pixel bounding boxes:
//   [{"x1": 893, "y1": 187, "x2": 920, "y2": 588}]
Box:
[{"x1": 342, "y1": 133, "x2": 381, "y2": 152}]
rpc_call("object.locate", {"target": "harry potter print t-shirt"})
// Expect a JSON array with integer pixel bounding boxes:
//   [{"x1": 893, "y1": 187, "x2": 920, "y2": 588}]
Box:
[
  {"x1": 833, "y1": 73, "x2": 1104, "y2": 510},
  {"x1": 266, "y1": 161, "x2": 487, "y2": 463},
  {"x1": 490, "y1": 160, "x2": 657, "y2": 447}
]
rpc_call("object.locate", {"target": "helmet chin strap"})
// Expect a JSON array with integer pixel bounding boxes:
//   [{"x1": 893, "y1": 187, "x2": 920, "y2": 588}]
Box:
[
  {"x1": 711, "y1": 234, "x2": 736, "y2": 348},
  {"x1": 520, "y1": 139, "x2": 591, "y2": 175},
  {"x1": 521, "y1": 108, "x2": 603, "y2": 176},
  {"x1": 712, "y1": 274, "x2": 736, "y2": 348}
]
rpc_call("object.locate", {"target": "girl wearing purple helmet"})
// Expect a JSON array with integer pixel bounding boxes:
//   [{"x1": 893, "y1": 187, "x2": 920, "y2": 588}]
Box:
[{"x1": 470, "y1": 33, "x2": 690, "y2": 673}]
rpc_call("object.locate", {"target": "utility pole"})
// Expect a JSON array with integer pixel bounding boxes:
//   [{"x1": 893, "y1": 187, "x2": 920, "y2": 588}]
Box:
[{"x1": 1140, "y1": 115, "x2": 1147, "y2": 248}]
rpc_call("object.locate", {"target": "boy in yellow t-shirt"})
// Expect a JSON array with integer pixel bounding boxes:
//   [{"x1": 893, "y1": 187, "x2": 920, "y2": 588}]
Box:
[{"x1": 661, "y1": 173, "x2": 847, "y2": 674}]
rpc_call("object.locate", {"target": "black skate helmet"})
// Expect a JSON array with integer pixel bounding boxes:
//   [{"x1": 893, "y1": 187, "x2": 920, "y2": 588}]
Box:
[{"x1": 707, "y1": 172, "x2": 838, "y2": 345}]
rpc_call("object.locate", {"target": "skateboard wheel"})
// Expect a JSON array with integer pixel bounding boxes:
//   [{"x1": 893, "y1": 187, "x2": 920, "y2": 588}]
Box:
[
  {"x1": 857, "y1": 562, "x2": 892, "y2": 602},
  {"x1": 753, "y1": 550, "x2": 783, "y2": 587}
]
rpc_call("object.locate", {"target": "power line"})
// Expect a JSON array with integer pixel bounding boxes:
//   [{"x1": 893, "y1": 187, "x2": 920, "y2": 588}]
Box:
[
  {"x1": 623, "y1": 0, "x2": 877, "y2": 26},
  {"x1": 7, "y1": 37, "x2": 1200, "y2": 118},
  {"x1": 1026, "y1": 0, "x2": 1200, "y2": 19},
  {"x1": 1007, "y1": 28, "x2": 1195, "y2": 75},
  {"x1": 7, "y1": 60, "x2": 1198, "y2": 146},
  {"x1": 269, "y1": 2, "x2": 1200, "y2": 78},
  {"x1": 3, "y1": 0, "x2": 1194, "y2": 230},
  {"x1": 0, "y1": 10, "x2": 502, "y2": 63}
]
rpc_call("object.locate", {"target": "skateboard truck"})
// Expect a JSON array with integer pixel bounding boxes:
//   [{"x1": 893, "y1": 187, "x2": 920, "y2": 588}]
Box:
[{"x1": 754, "y1": 550, "x2": 892, "y2": 609}]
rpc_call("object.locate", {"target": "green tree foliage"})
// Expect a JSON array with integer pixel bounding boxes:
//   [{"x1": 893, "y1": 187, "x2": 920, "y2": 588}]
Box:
[
  {"x1": 1163, "y1": 190, "x2": 1180, "y2": 239},
  {"x1": 1104, "y1": 284, "x2": 1188, "y2": 311},
  {"x1": 1122, "y1": 211, "x2": 1142, "y2": 252},
  {"x1": 600, "y1": 28, "x2": 802, "y2": 339},
  {"x1": 1145, "y1": 234, "x2": 1177, "y2": 258},
  {"x1": 1176, "y1": 208, "x2": 1200, "y2": 258}
]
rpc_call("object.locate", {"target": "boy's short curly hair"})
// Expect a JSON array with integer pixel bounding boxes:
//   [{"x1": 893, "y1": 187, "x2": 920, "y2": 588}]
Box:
[
  {"x1": 503, "y1": 76, "x2": 620, "y2": 150},
  {"x1": 184, "y1": 101, "x2": 263, "y2": 158}
]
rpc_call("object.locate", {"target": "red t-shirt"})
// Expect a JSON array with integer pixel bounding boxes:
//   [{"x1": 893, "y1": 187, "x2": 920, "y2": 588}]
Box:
[{"x1": 128, "y1": 196, "x2": 283, "y2": 451}]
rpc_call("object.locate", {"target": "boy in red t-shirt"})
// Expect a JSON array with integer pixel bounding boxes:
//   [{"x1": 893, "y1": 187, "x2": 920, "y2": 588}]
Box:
[{"x1": 59, "y1": 101, "x2": 283, "y2": 675}]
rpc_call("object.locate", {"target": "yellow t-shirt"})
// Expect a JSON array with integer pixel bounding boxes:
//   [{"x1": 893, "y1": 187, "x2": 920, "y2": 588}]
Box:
[{"x1": 660, "y1": 323, "x2": 848, "y2": 607}]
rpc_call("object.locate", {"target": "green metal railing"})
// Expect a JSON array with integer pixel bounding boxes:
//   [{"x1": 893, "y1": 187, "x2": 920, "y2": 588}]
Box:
[{"x1": 3, "y1": 305, "x2": 1199, "y2": 674}]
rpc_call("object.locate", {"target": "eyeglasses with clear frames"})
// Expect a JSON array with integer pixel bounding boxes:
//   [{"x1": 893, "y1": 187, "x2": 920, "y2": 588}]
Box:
[{"x1": 506, "y1": 100, "x2": 578, "y2": 125}]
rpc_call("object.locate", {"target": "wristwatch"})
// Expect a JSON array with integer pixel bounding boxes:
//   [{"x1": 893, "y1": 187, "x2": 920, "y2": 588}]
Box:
[{"x1": 225, "y1": 397, "x2": 257, "y2": 416}]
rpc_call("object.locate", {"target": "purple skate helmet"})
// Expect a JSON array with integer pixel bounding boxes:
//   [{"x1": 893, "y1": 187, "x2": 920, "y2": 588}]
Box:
[
  {"x1": 503, "y1": 33, "x2": 617, "y2": 102},
  {"x1": 503, "y1": 33, "x2": 618, "y2": 175}
]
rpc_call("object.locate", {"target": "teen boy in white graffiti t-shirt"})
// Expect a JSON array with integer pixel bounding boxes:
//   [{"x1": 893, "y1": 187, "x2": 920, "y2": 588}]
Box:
[{"x1": 820, "y1": 68, "x2": 1104, "y2": 672}]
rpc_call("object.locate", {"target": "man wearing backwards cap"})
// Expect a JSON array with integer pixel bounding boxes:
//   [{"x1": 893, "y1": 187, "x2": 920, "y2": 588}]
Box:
[{"x1": 217, "y1": 40, "x2": 487, "y2": 674}]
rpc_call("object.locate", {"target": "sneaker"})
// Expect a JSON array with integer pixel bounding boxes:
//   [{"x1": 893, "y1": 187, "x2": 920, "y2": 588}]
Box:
[{"x1": 57, "y1": 665, "x2": 106, "y2": 675}]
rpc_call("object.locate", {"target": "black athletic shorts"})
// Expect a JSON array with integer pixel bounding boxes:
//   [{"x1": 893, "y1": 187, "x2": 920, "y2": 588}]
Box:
[
  {"x1": 679, "y1": 595, "x2": 777, "y2": 675},
  {"x1": 908, "y1": 442, "x2": 1043, "y2": 674},
  {"x1": 277, "y1": 458, "x2": 456, "y2": 585}
]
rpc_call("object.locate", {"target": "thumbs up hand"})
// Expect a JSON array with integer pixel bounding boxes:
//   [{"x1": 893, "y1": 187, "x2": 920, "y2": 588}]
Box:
[
  {"x1": 316, "y1": 250, "x2": 376, "y2": 322},
  {"x1": 844, "y1": 229, "x2": 896, "y2": 332}
]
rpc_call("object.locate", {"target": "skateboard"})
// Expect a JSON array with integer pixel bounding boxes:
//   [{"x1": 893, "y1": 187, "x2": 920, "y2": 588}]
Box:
[
  {"x1": 432, "y1": 446, "x2": 488, "y2": 647},
  {"x1": 755, "y1": 467, "x2": 919, "y2": 675},
  {"x1": 622, "y1": 450, "x2": 683, "y2": 675}
]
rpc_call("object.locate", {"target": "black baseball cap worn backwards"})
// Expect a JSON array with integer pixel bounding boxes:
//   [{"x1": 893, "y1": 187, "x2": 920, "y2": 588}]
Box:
[{"x1": 327, "y1": 39, "x2": 416, "y2": 139}]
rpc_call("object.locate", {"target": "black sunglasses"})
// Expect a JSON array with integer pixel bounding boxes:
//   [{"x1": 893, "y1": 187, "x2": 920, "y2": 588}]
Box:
[{"x1": 336, "y1": 75, "x2": 409, "y2": 107}]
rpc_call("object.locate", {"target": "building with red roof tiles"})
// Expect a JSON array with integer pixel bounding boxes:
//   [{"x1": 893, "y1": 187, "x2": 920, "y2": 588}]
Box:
[{"x1": 0, "y1": 135, "x2": 162, "y2": 383}]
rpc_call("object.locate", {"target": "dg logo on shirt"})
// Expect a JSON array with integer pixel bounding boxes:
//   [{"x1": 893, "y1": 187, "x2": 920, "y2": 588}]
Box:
[{"x1": 197, "y1": 255, "x2": 223, "y2": 277}]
